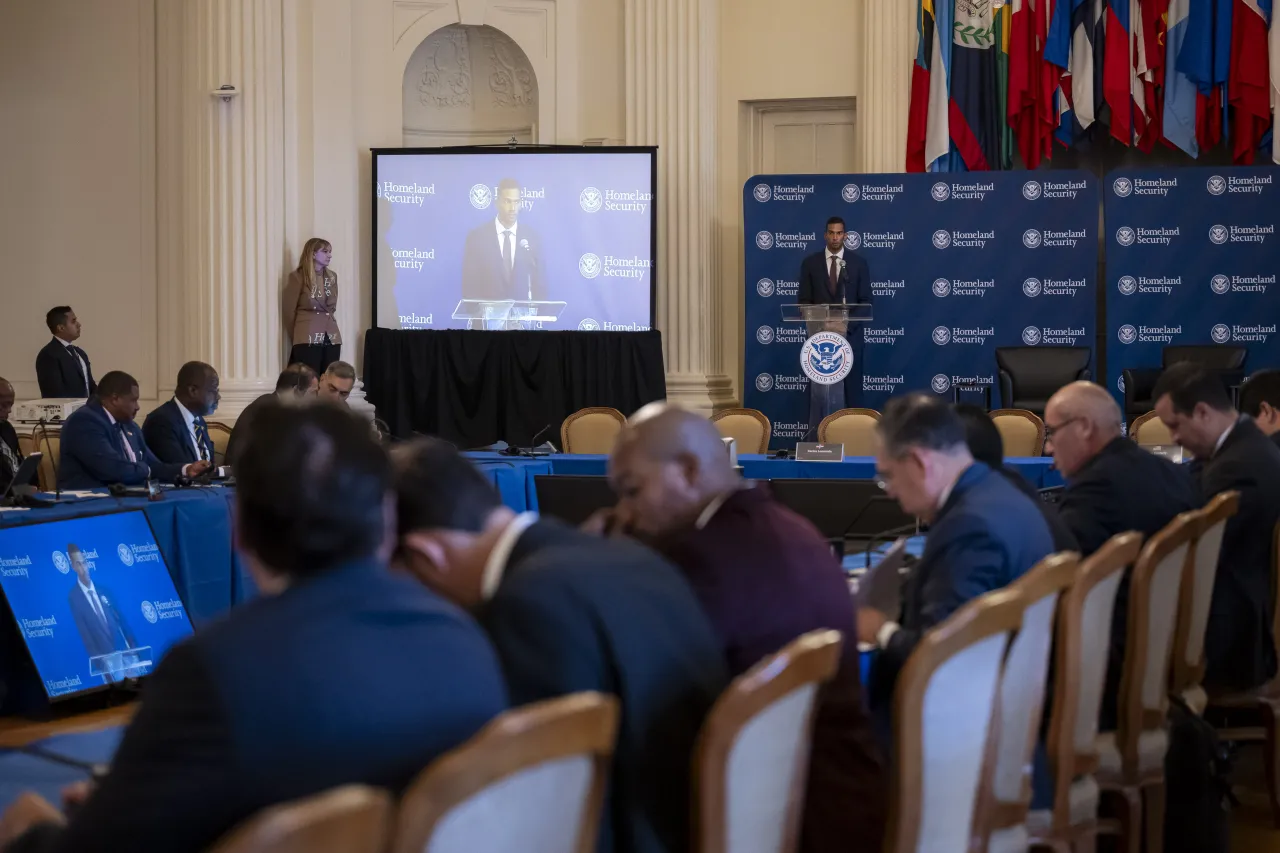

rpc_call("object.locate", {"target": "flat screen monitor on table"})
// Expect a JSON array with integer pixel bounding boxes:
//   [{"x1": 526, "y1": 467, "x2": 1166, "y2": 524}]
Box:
[
  {"x1": 372, "y1": 147, "x2": 656, "y2": 332},
  {"x1": 0, "y1": 510, "x2": 193, "y2": 701}
]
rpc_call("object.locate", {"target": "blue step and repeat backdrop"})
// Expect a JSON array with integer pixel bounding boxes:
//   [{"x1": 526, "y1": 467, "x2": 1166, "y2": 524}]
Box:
[
  {"x1": 1104, "y1": 167, "x2": 1280, "y2": 408},
  {"x1": 743, "y1": 173, "x2": 1099, "y2": 448}
]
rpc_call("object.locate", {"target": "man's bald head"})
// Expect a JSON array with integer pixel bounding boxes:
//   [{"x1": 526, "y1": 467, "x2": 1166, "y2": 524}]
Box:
[
  {"x1": 1044, "y1": 381, "x2": 1124, "y2": 477},
  {"x1": 609, "y1": 404, "x2": 739, "y2": 537}
]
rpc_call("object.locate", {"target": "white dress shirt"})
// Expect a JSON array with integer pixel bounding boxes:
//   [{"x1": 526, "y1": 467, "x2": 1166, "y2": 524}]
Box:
[
  {"x1": 103, "y1": 408, "x2": 140, "y2": 466},
  {"x1": 494, "y1": 219, "x2": 520, "y2": 270},
  {"x1": 1211, "y1": 415, "x2": 1240, "y2": 458},
  {"x1": 481, "y1": 512, "x2": 539, "y2": 601},
  {"x1": 57, "y1": 336, "x2": 90, "y2": 396},
  {"x1": 174, "y1": 398, "x2": 204, "y2": 460},
  {"x1": 78, "y1": 578, "x2": 108, "y2": 627}
]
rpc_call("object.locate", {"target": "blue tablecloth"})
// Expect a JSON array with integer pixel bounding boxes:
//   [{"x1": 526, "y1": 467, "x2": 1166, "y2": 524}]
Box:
[{"x1": 0, "y1": 729, "x2": 124, "y2": 812}]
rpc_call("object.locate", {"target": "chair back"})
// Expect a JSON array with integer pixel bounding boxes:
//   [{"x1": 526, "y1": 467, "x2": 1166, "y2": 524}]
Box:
[
  {"x1": 816, "y1": 408, "x2": 880, "y2": 454},
  {"x1": 1115, "y1": 512, "x2": 1198, "y2": 775},
  {"x1": 16, "y1": 431, "x2": 35, "y2": 459},
  {"x1": 1163, "y1": 345, "x2": 1247, "y2": 371},
  {"x1": 1128, "y1": 412, "x2": 1173, "y2": 447},
  {"x1": 989, "y1": 410, "x2": 1046, "y2": 457},
  {"x1": 886, "y1": 588, "x2": 1026, "y2": 853},
  {"x1": 560, "y1": 408, "x2": 626, "y2": 454},
  {"x1": 694, "y1": 630, "x2": 842, "y2": 853},
  {"x1": 27, "y1": 428, "x2": 59, "y2": 492},
  {"x1": 1171, "y1": 492, "x2": 1240, "y2": 706},
  {"x1": 995, "y1": 347, "x2": 1091, "y2": 414},
  {"x1": 1042, "y1": 533, "x2": 1143, "y2": 837},
  {"x1": 710, "y1": 408, "x2": 772, "y2": 454},
  {"x1": 391, "y1": 693, "x2": 619, "y2": 853},
  {"x1": 207, "y1": 786, "x2": 391, "y2": 853},
  {"x1": 207, "y1": 421, "x2": 233, "y2": 466},
  {"x1": 978, "y1": 553, "x2": 1081, "y2": 851}
]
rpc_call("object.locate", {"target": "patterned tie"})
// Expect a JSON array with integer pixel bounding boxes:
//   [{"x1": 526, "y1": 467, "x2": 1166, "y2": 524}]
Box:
[
  {"x1": 194, "y1": 418, "x2": 211, "y2": 462},
  {"x1": 116, "y1": 424, "x2": 138, "y2": 464}
]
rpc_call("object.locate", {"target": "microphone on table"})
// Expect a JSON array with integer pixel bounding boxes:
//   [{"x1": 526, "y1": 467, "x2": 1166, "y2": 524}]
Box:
[{"x1": 502, "y1": 424, "x2": 553, "y2": 457}]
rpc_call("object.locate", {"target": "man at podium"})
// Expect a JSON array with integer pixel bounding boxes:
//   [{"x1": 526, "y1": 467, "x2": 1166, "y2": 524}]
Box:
[{"x1": 798, "y1": 216, "x2": 872, "y2": 429}]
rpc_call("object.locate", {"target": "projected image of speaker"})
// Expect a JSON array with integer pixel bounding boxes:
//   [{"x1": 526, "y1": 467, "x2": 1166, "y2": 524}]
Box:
[
  {"x1": 0, "y1": 510, "x2": 193, "y2": 706},
  {"x1": 373, "y1": 147, "x2": 656, "y2": 333}
]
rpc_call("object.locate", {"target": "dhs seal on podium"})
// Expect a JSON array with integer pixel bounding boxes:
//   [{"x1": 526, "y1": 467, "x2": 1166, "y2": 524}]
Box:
[{"x1": 801, "y1": 331, "x2": 854, "y2": 386}]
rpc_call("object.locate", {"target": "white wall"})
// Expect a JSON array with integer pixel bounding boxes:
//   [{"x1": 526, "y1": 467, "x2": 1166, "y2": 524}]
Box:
[{"x1": 0, "y1": 0, "x2": 158, "y2": 402}]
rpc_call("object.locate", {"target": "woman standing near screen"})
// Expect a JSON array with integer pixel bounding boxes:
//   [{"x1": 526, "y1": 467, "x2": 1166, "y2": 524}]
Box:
[{"x1": 284, "y1": 237, "x2": 342, "y2": 374}]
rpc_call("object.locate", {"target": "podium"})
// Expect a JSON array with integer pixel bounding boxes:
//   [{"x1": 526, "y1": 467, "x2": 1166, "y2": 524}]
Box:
[
  {"x1": 89, "y1": 645, "x2": 153, "y2": 681},
  {"x1": 781, "y1": 303, "x2": 873, "y2": 440},
  {"x1": 452, "y1": 299, "x2": 569, "y2": 330}
]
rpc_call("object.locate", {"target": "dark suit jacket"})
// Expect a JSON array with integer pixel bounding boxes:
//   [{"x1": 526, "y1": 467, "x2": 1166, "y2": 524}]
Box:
[
  {"x1": 797, "y1": 250, "x2": 872, "y2": 341},
  {"x1": 870, "y1": 463, "x2": 1054, "y2": 710},
  {"x1": 481, "y1": 519, "x2": 728, "y2": 853},
  {"x1": 656, "y1": 487, "x2": 886, "y2": 853},
  {"x1": 225, "y1": 393, "x2": 278, "y2": 468},
  {"x1": 142, "y1": 400, "x2": 214, "y2": 466},
  {"x1": 58, "y1": 400, "x2": 185, "y2": 490},
  {"x1": 1194, "y1": 417, "x2": 1280, "y2": 690},
  {"x1": 10, "y1": 559, "x2": 508, "y2": 853},
  {"x1": 0, "y1": 420, "x2": 35, "y2": 495},
  {"x1": 68, "y1": 583, "x2": 135, "y2": 661},
  {"x1": 35, "y1": 338, "x2": 95, "y2": 399},
  {"x1": 998, "y1": 467, "x2": 1078, "y2": 553},
  {"x1": 1271, "y1": 431, "x2": 1280, "y2": 451},
  {"x1": 461, "y1": 220, "x2": 547, "y2": 302}
]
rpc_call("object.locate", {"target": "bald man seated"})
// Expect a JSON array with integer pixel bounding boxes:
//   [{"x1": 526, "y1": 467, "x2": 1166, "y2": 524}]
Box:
[
  {"x1": 1044, "y1": 382, "x2": 1198, "y2": 725},
  {"x1": 604, "y1": 404, "x2": 887, "y2": 853}
]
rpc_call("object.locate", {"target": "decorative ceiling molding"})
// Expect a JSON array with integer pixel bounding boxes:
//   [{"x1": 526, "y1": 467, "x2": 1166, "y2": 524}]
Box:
[{"x1": 393, "y1": 1, "x2": 451, "y2": 47}]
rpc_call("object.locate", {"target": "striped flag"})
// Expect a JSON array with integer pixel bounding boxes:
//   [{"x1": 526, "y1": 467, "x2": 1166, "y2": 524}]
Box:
[
  {"x1": 907, "y1": 0, "x2": 937, "y2": 171},
  {"x1": 1179, "y1": 0, "x2": 1232, "y2": 153},
  {"x1": 1230, "y1": 0, "x2": 1271, "y2": 163},
  {"x1": 1071, "y1": 0, "x2": 1107, "y2": 130},
  {"x1": 951, "y1": 0, "x2": 1001, "y2": 169},
  {"x1": 1009, "y1": 0, "x2": 1055, "y2": 166},
  {"x1": 996, "y1": 1, "x2": 1016, "y2": 168},
  {"x1": 927, "y1": 0, "x2": 960, "y2": 170},
  {"x1": 1136, "y1": 0, "x2": 1170, "y2": 151},
  {"x1": 1164, "y1": 0, "x2": 1201, "y2": 154},
  {"x1": 1103, "y1": 0, "x2": 1137, "y2": 142},
  {"x1": 1046, "y1": 0, "x2": 1081, "y2": 140}
]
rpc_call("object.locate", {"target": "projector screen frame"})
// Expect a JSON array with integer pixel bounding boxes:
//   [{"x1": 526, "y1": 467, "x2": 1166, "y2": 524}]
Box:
[{"x1": 370, "y1": 145, "x2": 659, "y2": 331}]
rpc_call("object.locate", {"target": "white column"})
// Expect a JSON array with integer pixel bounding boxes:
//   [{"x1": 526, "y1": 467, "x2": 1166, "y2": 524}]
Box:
[
  {"x1": 157, "y1": 0, "x2": 287, "y2": 421},
  {"x1": 624, "y1": 0, "x2": 734, "y2": 414},
  {"x1": 855, "y1": 0, "x2": 918, "y2": 174}
]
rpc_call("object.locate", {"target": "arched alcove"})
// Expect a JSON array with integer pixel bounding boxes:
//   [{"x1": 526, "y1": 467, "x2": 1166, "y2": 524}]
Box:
[{"x1": 402, "y1": 24, "x2": 539, "y2": 146}]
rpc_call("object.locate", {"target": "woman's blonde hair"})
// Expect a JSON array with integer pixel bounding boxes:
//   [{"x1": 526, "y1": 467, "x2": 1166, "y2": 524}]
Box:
[{"x1": 297, "y1": 237, "x2": 333, "y2": 297}]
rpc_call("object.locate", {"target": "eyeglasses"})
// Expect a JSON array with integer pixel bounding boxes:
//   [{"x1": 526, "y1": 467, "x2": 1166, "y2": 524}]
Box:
[{"x1": 1043, "y1": 417, "x2": 1082, "y2": 441}]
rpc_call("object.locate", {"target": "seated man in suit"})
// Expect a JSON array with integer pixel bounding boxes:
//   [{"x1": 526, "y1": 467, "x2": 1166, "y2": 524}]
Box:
[
  {"x1": 225, "y1": 364, "x2": 317, "y2": 466},
  {"x1": 1154, "y1": 363, "x2": 1280, "y2": 690},
  {"x1": 0, "y1": 377, "x2": 36, "y2": 495},
  {"x1": 141, "y1": 362, "x2": 220, "y2": 466},
  {"x1": 318, "y1": 361, "x2": 356, "y2": 404},
  {"x1": 603, "y1": 404, "x2": 886, "y2": 853},
  {"x1": 857, "y1": 394, "x2": 1053, "y2": 715},
  {"x1": 57, "y1": 371, "x2": 211, "y2": 491},
  {"x1": 393, "y1": 440, "x2": 727, "y2": 853},
  {"x1": 955, "y1": 403, "x2": 1077, "y2": 553},
  {"x1": 460, "y1": 178, "x2": 547, "y2": 303},
  {"x1": 0, "y1": 404, "x2": 509, "y2": 853},
  {"x1": 35, "y1": 306, "x2": 95, "y2": 399},
  {"x1": 1239, "y1": 369, "x2": 1280, "y2": 449}
]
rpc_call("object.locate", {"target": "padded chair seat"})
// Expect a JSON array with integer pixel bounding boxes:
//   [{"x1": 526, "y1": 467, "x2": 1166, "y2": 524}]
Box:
[
  {"x1": 1025, "y1": 775, "x2": 1100, "y2": 834},
  {"x1": 1096, "y1": 730, "x2": 1168, "y2": 778}
]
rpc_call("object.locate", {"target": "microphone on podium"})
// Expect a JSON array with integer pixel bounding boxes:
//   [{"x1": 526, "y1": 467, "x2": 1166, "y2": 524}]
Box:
[{"x1": 519, "y1": 239, "x2": 535, "y2": 301}]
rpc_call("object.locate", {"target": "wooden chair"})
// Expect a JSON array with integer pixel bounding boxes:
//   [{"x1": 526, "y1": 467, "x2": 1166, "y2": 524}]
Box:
[
  {"x1": 710, "y1": 408, "x2": 772, "y2": 454},
  {"x1": 16, "y1": 431, "x2": 35, "y2": 460},
  {"x1": 1095, "y1": 513, "x2": 1199, "y2": 853},
  {"x1": 560, "y1": 408, "x2": 626, "y2": 454},
  {"x1": 886, "y1": 587, "x2": 1026, "y2": 853},
  {"x1": 1170, "y1": 492, "x2": 1240, "y2": 715},
  {"x1": 1128, "y1": 412, "x2": 1172, "y2": 447},
  {"x1": 977, "y1": 553, "x2": 1082, "y2": 853},
  {"x1": 1028, "y1": 532, "x2": 1144, "y2": 853},
  {"x1": 815, "y1": 408, "x2": 880, "y2": 455},
  {"x1": 390, "y1": 692, "x2": 619, "y2": 853},
  {"x1": 25, "y1": 428, "x2": 59, "y2": 493},
  {"x1": 207, "y1": 421, "x2": 233, "y2": 467},
  {"x1": 207, "y1": 785, "x2": 391, "y2": 853},
  {"x1": 1204, "y1": 520, "x2": 1280, "y2": 827},
  {"x1": 990, "y1": 409, "x2": 1046, "y2": 457},
  {"x1": 693, "y1": 630, "x2": 842, "y2": 853}
]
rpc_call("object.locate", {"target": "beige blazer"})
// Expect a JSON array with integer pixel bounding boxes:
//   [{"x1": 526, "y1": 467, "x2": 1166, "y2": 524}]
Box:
[{"x1": 283, "y1": 268, "x2": 342, "y2": 346}]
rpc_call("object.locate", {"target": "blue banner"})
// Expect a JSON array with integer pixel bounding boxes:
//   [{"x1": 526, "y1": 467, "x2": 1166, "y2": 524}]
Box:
[
  {"x1": 743, "y1": 173, "x2": 1099, "y2": 448},
  {"x1": 1104, "y1": 168, "x2": 1280, "y2": 409}
]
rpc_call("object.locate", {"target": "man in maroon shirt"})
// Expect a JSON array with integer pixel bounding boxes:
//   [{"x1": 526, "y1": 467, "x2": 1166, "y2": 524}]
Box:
[{"x1": 601, "y1": 405, "x2": 887, "y2": 853}]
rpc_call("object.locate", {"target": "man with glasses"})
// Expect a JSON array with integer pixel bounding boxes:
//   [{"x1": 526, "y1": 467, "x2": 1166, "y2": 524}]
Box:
[{"x1": 856, "y1": 394, "x2": 1051, "y2": 717}]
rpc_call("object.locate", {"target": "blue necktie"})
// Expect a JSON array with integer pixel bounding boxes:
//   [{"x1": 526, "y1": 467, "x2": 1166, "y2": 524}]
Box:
[{"x1": 193, "y1": 418, "x2": 211, "y2": 462}]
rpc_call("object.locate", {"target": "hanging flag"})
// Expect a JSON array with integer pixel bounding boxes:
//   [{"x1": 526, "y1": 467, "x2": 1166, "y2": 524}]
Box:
[
  {"x1": 1103, "y1": 0, "x2": 1137, "y2": 142},
  {"x1": 1271, "y1": 0, "x2": 1279, "y2": 162},
  {"x1": 927, "y1": 0, "x2": 959, "y2": 169},
  {"x1": 1164, "y1": 0, "x2": 1200, "y2": 154},
  {"x1": 1230, "y1": 0, "x2": 1271, "y2": 163},
  {"x1": 1009, "y1": 0, "x2": 1055, "y2": 166},
  {"x1": 951, "y1": 0, "x2": 1000, "y2": 170},
  {"x1": 1073, "y1": 0, "x2": 1106, "y2": 130},
  {"x1": 1136, "y1": 0, "x2": 1170, "y2": 151},
  {"x1": 907, "y1": 0, "x2": 937, "y2": 171},
  {"x1": 1046, "y1": 0, "x2": 1082, "y2": 142},
  {"x1": 1179, "y1": 0, "x2": 1232, "y2": 152},
  {"x1": 996, "y1": 1, "x2": 1016, "y2": 167}
]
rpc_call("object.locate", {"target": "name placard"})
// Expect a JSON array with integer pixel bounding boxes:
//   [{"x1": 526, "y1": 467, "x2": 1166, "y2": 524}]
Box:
[{"x1": 795, "y1": 442, "x2": 844, "y2": 462}]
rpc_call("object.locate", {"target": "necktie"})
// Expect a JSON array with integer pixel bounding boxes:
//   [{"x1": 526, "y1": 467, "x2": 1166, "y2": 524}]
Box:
[
  {"x1": 117, "y1": 424, "x2": 138, "y2": 464},
  {"x1": 828, "y1": 255, "x2": 839, "y2": 297},
  {"x1": 502, "y1": 231, "x2": 513, "y2": 276},
  {"x1": 0, "y1": 438, "x2": 19, "y2": 477},
  {"x1": 91, "y1": 589, "x2": 107, "y2": 627},
  {"x1": 71, "y1": 346, "x2": 89, "y2": 395},
  {"x1": 194, "y1": 418, "x2": 211, "y2": 462}
]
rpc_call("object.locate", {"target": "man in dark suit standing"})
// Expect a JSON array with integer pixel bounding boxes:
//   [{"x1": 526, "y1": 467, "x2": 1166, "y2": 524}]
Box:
[
  {"x1": 393, "y1": 440, "x2": 727, "y2": 853},
  {"x1": 857, "y1": 394, "x2": 1053, "y2": 714},
  {"x1": 0, "y1": 378, "x2": 35, "y2": 496},
  {"x1": 65, "y1": 543, "x2": 136, "y2": 677},
  {"x1": 57, "y1": 371, "x2": 211, "y2": 491},
  {"x1": 35, "y1": 307, "x2": 94, "y2": 399},
  {"x1": 0, "y1": 404, "x2": 509, "y2": 853},
  {"x1": 1154, "y1": 363, "x2": 1280, "y2": 691},
  {"x1": 603, "y1": 404, "x2": 887, "y2": 853},
  {"x1": 460, "y1": 178, "x2": 547, "y2": 304},
  {"x1": 142, "y1": 362, "x2": 220, "y2": 467},
  {"x1": 1239, "y1": 369, "x2": 1280, "y2": 449},
  {"x1": 797, "y1": 217, "x2": 872, "y2": 428}
]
